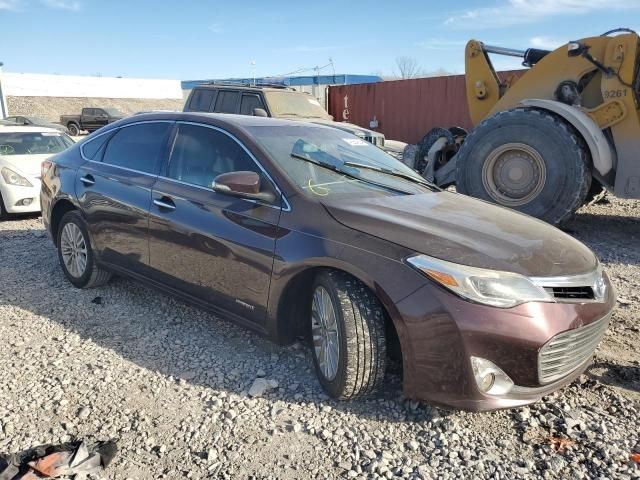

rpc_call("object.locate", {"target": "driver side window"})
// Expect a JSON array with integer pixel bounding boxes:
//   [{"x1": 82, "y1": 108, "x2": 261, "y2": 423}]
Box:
[{"x1": 167, "y1": 124, "x2": 267, "y2": 191}]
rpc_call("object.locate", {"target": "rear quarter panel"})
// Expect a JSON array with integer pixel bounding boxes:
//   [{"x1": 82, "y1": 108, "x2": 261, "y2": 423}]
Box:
[{"x1": 41, "y1": 146, "x2": 86, "y2": 238}]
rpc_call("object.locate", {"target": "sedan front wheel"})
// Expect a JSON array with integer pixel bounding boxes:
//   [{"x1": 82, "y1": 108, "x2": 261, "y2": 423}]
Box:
[{"x1": 310, "y1": 270, "x2": 387, "y2": 400}]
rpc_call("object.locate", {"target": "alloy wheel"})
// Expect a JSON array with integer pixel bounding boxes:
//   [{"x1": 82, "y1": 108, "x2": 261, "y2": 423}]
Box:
[
  {"x1": 60, "y1": 222, "x2": 88, "y2": 278},
  {"x1": 311, "y1": 286, "x2": 340, "y2": 381}
]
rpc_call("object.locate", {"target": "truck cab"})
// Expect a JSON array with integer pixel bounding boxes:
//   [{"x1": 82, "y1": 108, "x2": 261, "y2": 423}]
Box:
[{"x1": 184, "y1": 83, "x2": 385, "y2": 147}]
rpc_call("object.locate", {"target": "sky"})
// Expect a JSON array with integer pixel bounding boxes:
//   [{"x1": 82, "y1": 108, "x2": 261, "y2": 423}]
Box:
[{"x1": 1, "y1": 0, "x2": 639, "y2": 80}]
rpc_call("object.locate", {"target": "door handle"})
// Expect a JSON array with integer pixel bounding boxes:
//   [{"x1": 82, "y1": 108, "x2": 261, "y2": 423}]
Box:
[
  {"x1": 80, "y1": 174, "x2": 95, "y2": 186},
  {"x1": 153, "y1": 197, "x2": 176, "y2": 211}
]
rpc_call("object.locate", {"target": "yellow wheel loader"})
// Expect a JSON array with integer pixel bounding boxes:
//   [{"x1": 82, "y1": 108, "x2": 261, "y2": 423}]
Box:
[{"x1": 412, "y1": 28, "x2": 640, "y2": 225}]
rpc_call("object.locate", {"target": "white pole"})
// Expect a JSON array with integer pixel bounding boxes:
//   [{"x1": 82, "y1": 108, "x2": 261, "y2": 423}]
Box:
[{"x1": 0, "y1": 62, "x2": 7, "y2": 119}]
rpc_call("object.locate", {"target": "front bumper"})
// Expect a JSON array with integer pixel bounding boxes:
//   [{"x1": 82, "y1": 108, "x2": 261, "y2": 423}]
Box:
[
  {"x1": 394, "y1": 277, "x2": 616, "y2": 411},
  {"x1": 1, "y1": 180, "x2": 42, "y2": 214}
]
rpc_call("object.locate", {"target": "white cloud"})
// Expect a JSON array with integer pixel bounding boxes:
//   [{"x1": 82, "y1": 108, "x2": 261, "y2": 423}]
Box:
[
  {"x1": 209, "y1": 23, "x2": 226, "y2": 34},
  {"x1": 0, "y1": 0, "x2": 21, "y2": 10},
  {"x1": 416, "y1": 38, "x2": 466, "y2": 50},
  {"x1": 445, "y1": 0, "x2": 639, "y2": 28},
  {"x1": 529, "y1": 36, "x2": 565, "y2": 50},
  {"x1": 41, "y1": 0, "x2": 81, "y2": 10}
]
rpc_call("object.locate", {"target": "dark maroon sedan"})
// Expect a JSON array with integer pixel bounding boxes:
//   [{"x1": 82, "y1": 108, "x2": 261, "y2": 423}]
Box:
[{"x1": 40, "y1": 112, "x2": 615, "y2": 411}]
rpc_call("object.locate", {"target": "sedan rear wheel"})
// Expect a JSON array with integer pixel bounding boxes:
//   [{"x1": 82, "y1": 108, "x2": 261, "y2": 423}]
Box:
[
  {"x1": 310, "y1": 270, "x2": 387, "y2": 400},
  {"x1": 57, "y1": 211, "x2": 111, "y2": 288},
  {"x1": 0, "y1": 193, "x2": 7, "y2": 220}
]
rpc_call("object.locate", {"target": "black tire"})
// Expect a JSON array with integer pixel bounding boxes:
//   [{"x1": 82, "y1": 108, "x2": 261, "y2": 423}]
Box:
[
  {"x1": 0, "y1": 193, "x2": 8, "y2": 221},
  {"x1": 56, "y1": 211, "x2": 111, "y2": 288},
  {"x1": 67, "y1": 123, "x2": 80, "y2": 136},
  {"x1": 310, "y1": 270, "x2": 387, "y2": 400},
  {"x1": 584, "y1": 180, "x2": 608, "y2": 206},
  {"x1": 456, "y1": 108, "x2": 591, "y2": 225}
]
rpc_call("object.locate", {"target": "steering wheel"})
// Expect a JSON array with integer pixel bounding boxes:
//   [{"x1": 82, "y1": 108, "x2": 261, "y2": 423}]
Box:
[{"x1": 0, "y1": 145, "x2": 15, "y2": 155}]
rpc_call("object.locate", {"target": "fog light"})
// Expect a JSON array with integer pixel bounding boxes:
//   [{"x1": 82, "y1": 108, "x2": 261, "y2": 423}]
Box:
[
  {"x1": 16, "y1": 198, "x2": 33, "y2": 206},
  {"x1": 480, "y1": 373, "x2": 495, "y2": 392},
  {"x1": 470, "y1": 357, "x2": 514, "y2": 395}
]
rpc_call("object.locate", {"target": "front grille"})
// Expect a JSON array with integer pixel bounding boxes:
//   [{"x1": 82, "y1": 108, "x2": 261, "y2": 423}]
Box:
[
  {"x1": 544, "y1": 286, "x2": 595, "y2": 300},
  {"x1": 538, "y1": 314, "x2": 610, "y2": 384},
  {"x1": 364, "y1": 135, "x2": 385, "y2": 147}
]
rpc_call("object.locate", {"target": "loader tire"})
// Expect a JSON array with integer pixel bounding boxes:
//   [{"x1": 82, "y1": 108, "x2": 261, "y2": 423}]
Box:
[{"x1": 455, "y1": 108, "x2": 591, "y2": 225}]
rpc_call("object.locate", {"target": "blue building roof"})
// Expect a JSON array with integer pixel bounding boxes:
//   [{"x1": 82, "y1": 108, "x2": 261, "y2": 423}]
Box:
[{"x1": 181, "y1": 74, "x2": 382, "y2": 90}]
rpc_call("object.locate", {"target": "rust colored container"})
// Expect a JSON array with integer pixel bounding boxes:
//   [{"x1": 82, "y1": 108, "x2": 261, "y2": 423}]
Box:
[{"x1": 328, "y1": 71, "x2": 524, "y2": 144}]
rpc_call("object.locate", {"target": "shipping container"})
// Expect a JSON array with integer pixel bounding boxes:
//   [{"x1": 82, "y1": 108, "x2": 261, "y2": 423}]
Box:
[{"x1": 328, "y1": 71, "x2": 524, "y2": 144}]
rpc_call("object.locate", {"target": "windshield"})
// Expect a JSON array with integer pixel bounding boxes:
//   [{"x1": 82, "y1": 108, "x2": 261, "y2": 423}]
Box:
[
  {"x1": 0, "y1": 132, "x2": 74, "y2": 156},
  {"x1": 30, "y1": 117, "x2": 51, "y2": 124},
  {"x1": 264, "y1": 91, "x2": 332, "y2": 120},
  {"x1": 248, "y1": 125, "x2": 433, "y2": 198},
  {"x1": 104, "y1": 108, "x2": 124, "y2": 116}
]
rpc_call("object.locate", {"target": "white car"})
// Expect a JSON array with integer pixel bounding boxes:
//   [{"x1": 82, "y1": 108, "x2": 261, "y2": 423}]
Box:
[{"x1": 0, "y1": 125, "x2": 74, "y2": 218}]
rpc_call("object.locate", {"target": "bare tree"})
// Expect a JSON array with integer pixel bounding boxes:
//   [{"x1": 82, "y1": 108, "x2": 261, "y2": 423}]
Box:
[{"x1": 393, "y1": 56, "x2": 422, "y2": 79}]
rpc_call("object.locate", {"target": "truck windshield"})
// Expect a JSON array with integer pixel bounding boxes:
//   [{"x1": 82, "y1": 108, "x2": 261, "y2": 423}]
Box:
[
  {"x1": 264, "y1": 91, "x2": 332, "y2": 120},
  {"x1": 248, "y1": 124, "x2": 433, "y2": 198},
  {"x1": 0, "y1": 132, "x2": 74, "y2": 156}
]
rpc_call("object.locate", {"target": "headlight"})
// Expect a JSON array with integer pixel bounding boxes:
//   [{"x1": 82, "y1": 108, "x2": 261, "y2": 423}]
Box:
[
  {"x1": 1, "y1": 167, "x2": 33, "y2": 187},
  {"x1": 406, "y1": 254, "x2": 554, "y2": 308}
]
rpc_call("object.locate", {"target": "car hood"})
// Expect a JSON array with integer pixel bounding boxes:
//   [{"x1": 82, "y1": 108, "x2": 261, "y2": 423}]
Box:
[
  {"x1": 322, "y1": 191, "x2": 597, "y2": 277},
  {"x1": 0, "y1": 154, "x2": 51, "y2": 177},
  {"x1": 309, "y1": 119, "x2": 384, "y2": 138}
]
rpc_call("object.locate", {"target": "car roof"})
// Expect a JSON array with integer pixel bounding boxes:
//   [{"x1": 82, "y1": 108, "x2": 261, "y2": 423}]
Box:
[
  {"x1": 0, "y1": 125, "x2": 64, "y2": 133},
  {"x1": 127, "y1": 111, "x2": 334, "y2": 130},
  {"x1": 193, "y1": 84, "x2": 299, "y2": 93}
]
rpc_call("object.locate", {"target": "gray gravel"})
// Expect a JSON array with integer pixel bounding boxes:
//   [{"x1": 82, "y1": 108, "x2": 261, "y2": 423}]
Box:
[{"x1": 0, "y1": 196, "x2": 639, "y2": 479}]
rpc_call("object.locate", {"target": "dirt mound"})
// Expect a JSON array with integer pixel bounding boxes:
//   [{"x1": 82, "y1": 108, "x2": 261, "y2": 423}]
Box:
[{"x1": 7, "y1": 96, "x2": 185, "y2": 122}]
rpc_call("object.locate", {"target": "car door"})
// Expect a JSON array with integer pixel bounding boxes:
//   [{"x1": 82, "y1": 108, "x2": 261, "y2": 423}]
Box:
[
  {"x1": 147, "y1": 122, "x2": 283, "y2": 326},
  {"x1": 239, "y1": 93, "x2": 267, "y2": 116},
  {"x1": 94, "y1": 109, "x2": 109, "y2": 128},
  {"x1": 75, "y1": 121, "x2": 172, "y2": 272},
  {"x1": 213, "y1": 90, "x2": 240, "y2": 114},
  {"x1": 79, "y1": 109, "x2": 93, "y2": 130}
]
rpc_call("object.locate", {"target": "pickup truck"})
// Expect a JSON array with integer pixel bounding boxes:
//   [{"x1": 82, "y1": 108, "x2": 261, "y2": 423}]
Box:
[{"x1": 60, "y1": 108, "x2": 125, "y2": 136}]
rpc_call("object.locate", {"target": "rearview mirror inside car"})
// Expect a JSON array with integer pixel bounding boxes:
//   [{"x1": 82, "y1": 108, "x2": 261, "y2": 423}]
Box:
[
  {"x1": 253, "y1": 108, "x2": 268, "y2": 117},
  {"x1": 212, "y1": 171, "x2": 276, "y2": 204}
]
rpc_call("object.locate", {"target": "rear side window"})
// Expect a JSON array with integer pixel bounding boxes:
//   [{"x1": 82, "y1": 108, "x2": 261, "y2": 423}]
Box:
[
  {"x1": 81, "y1": 131, "x2": 115, "y2": 160},
  {"x1": 101, "y1": 122, "x2": 170, "y2": 174},
  {"x1": 214, "y1": 91, "x2": 239, "y2": 113},
  {"x1": 240, "y1": 94, "x2": 265, "y2": 115},
  {"x1": 188, "y1": 89, "x2": 216, "y2": 112}
]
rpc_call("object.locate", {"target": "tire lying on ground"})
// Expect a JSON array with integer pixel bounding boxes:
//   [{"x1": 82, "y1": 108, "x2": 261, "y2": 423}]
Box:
[
  {"x1": 455, "y1": 108, "x2": 591, "y2": 225},
  {"x1": 309, "y1": 270, "x2": 387, "y2": 400}
]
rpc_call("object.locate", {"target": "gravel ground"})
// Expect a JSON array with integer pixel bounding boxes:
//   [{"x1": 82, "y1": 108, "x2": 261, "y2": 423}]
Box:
[{"x1": 0, "y1": 196, "x2": 638, "y2": 479}]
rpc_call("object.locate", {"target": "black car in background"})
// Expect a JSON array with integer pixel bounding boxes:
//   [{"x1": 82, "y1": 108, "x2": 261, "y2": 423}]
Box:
[
  {"x1": 60, "y1": 107, "x2": 125, "y2": 136},
  {"x1": 5, "y1": 115, "x2": 69, "y2": 134}
]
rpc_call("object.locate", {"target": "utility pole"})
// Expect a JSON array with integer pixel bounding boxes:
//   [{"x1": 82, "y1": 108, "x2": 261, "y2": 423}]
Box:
[{"x1": 0, "y1": 62, "x2": 7, "y2": 119}]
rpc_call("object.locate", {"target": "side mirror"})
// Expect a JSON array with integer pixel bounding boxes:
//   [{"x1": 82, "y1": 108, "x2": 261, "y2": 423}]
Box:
[
  {"x1": 253, "y1": 108, "x2": 268, "y2": 117},
  {"x1": 212, "y1": 171, "x2": 276, "y2": 204}
]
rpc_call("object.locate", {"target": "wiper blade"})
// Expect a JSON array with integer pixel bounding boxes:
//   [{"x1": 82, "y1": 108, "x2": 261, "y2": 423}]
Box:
[
  {"x1": 290, "y1": 152, "x2": 342, "y2": 172},
  {"x1": 342, "y1": 161, "x2": 436, "y2": 189},
  {"x1": 290, "y1": 153, "x2": 412, "y2": 195}
]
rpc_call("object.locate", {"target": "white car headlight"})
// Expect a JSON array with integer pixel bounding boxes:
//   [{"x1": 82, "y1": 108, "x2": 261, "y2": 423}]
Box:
[
  {"x1": 406, "y1": 254, "x2": 554, "y2": 308},
  {"x1": 1, "y1": 167, "x2": 32, "y2": 187}
]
